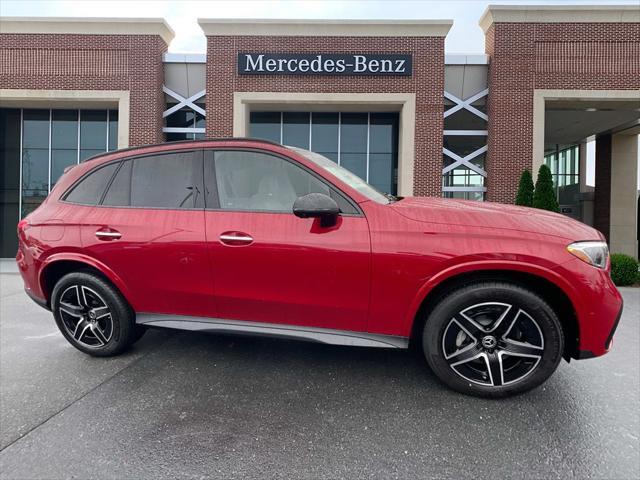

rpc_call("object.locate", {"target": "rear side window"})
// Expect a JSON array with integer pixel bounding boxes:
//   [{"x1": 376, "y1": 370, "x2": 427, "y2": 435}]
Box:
[
  {"x1": 101, "y1": 151, "x2": 202, "y2": 209},
  {"x1": 64, "y1": 162, "x2": 119, "y2": 205}
]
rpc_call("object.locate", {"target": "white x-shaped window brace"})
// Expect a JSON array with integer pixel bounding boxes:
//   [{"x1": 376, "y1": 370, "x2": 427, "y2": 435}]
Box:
[
  {"x1": 162, "y1": 85, "x2": 206, "y2": 119},
  {"x1": 443, "y1": 89, "x2": 489, "y2": 183}
]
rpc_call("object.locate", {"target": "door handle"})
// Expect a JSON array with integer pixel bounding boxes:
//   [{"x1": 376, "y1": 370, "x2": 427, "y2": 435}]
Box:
[
  {"x1": 95, "y1": 228, "x2": 121, "y2": 241},
  {"x1": 219, "y1": 231, "x2": 253, "y2": 246}
]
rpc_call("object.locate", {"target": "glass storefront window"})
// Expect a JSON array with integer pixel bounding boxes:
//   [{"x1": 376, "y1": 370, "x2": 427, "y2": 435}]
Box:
[
  {"x1": 250, "y1": 111, "x2": 399, "y2": 195},
  {"x1": 22, "y1": 110, "x2": 50, "y2": 218},
  {"x1": 0, "y1": 109, "x2": 21, "y2": 257},
  {"x1": 0, "y1": 107, "x2": 118, "y2": 246},
  {"x1": 282, "y1": 112, "x2": 310, "y2": 149},
  {"x1": 52, "y1": 110, "x2": 79, "y2": 186},
  {"x1": 544, "y1": 145, "x2": 580, "y2": 190},
  {"x1": 79, "y1": 110, "x2": 107, "y2": 161},
  {"x1": 311, "y1": 112, "x2": 339, "y2": 162},
  {"x1": 164, "y1": 103, "x2": 205, "y2": 141}
]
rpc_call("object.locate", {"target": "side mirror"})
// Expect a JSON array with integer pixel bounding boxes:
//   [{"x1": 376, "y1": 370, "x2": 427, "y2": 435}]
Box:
[{"x1": 293, "y1": 193, "x2": 340, "y2": 227}]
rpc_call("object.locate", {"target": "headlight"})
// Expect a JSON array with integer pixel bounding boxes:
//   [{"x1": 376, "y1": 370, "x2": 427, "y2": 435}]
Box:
[{"x1": 566, "y1": 241, "x2": 609, "y2": 269}]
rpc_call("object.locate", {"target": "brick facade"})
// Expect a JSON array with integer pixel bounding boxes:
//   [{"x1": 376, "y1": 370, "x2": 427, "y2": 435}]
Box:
[
  {"x1": 0, "y1": 33, "x2": 168, "y2": 146},
  {"x1": 485, "y1": 22, "x2": 640, "y2": 204},
  {"x1": 205, "y1": 35, "x2": 445, "y2": 197}
]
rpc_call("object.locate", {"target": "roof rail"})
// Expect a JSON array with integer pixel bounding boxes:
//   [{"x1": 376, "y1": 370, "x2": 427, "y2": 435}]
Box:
[{"x1": 83, "y1": 137, "x2": 285, "y2": 162}]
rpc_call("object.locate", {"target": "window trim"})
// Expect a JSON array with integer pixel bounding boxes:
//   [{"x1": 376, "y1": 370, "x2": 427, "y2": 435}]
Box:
[
  {"x1": 203, "y1": 147, "x2": 363, "y2": 217},
  {"x1": 61, "y1": 149, "x2": 204, "y2": 211}
]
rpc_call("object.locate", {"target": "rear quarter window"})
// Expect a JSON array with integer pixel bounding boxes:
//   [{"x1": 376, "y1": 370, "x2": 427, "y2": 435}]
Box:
[{"x1": 64, "y1": 162, "x2": 120, "y2": 205}]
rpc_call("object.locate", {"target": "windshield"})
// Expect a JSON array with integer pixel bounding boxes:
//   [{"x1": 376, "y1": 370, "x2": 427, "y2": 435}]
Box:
[{"x1": 290, "y1": 147, "x2": 391, "y2": 205}]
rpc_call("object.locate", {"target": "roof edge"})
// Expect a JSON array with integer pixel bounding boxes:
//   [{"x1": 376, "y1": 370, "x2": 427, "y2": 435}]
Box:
[
  {"x1": 479, "y1": 5, "x2": 640, "y2": 33},
  {"x1": 0, "y1": 16, "x2": 175, "y2": 45},
  {"x1": 198, "y1": 18, "x2": 453, "y2": 37}
]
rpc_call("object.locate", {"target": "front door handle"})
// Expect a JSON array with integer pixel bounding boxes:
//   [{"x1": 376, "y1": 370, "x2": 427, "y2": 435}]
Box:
[
  {"x1": 95, "y1": 228, "x2": 121, "y2": 241},
  {"x1": 219, "y1": 231, "x2": 253, "y2": 246}
]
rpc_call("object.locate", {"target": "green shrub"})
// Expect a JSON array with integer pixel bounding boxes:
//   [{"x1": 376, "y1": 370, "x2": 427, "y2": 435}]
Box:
[
  {"x1": 533, "y1": 164, "x2": 559, "y2": 212},
  {"x1": 515, "y1": 170, "x2": 534, "y2": 207},
  {"x1": 610, "y1": 253, "x2": 639, "y2": 286}
]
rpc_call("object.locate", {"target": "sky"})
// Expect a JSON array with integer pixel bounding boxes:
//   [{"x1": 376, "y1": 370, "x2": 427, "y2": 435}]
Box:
[{"x1": 1, "y1": 0, "x2": 639, "y2": 54}]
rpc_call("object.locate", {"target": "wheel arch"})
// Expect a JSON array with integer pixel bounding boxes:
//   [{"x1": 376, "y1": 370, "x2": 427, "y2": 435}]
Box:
[
  {"x1": 407, "y1": 263, "x2": 580, "y2": 360},
  {"x1": 39, "y1": 254, "x2": 135, "y2": 310}
]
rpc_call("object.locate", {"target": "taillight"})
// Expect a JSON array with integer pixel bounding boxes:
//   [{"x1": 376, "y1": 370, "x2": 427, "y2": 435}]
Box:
[{"x1": 17, "y1": 218, "x2": 29, "y2": 236}]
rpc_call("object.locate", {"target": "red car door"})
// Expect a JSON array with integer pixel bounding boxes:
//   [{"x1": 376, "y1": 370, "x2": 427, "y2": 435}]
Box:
[
  {"x1": 203, "y1": 149, "x2": 371, "y2": 332},
  {"x1": 79, "y1": 150, "x2": 214, "y2": 318}
]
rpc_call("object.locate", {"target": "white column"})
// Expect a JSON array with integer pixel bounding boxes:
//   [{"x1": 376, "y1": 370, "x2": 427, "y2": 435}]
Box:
[{"x1": 609, "y1": 133, "x2": 638, "y2": 258}]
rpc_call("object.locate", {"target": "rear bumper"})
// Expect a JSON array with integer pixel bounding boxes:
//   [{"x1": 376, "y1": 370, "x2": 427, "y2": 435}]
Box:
[{"x1": 25, "y1": 287, "x2": 50, "y2": 311}]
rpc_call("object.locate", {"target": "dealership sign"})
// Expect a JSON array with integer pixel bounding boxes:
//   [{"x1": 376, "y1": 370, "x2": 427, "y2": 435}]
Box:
[{"x1": 238, "y1": 53, "x2": 412, "y2": 76}]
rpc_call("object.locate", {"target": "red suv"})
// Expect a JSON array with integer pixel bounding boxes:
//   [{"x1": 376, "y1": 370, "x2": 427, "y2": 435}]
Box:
[{"x1": 16, "y1": 139, "x2": 623, "y2": 397}]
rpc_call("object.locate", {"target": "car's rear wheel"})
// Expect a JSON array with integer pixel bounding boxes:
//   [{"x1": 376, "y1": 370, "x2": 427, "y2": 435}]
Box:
[
  {"x1": 422, "y1": 282, "x2": 564, "y2": 398},
  {"x1": 51, "y1": 271, "x2": 136, "y2": 357}
]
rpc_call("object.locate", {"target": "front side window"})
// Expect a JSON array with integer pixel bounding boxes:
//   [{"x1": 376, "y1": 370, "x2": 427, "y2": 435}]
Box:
[
  {"x1": 64, "y1": 162, "x2": 120, "y2": 205},
  {"x1": 209, "y1": 150, "x2": 357, "y2": 214},
  {"x1": 101, "y1": 151, "x2": 201, "y2": 209}
]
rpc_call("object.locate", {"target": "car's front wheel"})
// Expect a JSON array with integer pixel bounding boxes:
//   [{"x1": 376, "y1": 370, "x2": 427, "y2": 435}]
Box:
[
  {"x1": 422, "y1": 282, "x2": 564, "y2": 398},
  {"x1": 51, "y1": 271, "x2": 137, "y2": 356}
]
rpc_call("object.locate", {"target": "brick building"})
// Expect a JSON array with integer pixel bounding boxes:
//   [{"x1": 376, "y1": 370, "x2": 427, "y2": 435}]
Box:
[{"x1": 1, "y1": 5, "x2": 639, "y2": 259}]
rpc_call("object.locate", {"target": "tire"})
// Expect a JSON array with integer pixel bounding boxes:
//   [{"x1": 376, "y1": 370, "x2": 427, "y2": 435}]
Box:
[
  {"x1": 422, "y1": 281, "x2": 564, "y2": 398},
  {"x1": 51, "y1": 271, "x2": 136, "y2": 357}
]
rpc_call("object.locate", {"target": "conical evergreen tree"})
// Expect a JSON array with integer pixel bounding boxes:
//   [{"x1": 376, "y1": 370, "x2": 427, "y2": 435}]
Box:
[
  {"x1": 533, "y1": 164, "x2": 559, "y2": 212},
  {"x1": 515, "y1": 170, "x2": 534, "y2": 206}
]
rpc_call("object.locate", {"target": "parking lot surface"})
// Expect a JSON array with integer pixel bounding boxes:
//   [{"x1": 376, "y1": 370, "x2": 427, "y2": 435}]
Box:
[{"x1": 1, "y1": 272, "x2": 638, "y2": 479}]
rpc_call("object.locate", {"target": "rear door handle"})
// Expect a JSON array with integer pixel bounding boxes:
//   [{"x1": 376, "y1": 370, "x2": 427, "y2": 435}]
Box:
[
  {"x1": 219, "y1": 231, "x2": 253, "y2": 246},
  {"x1": 95, "y1": 228, "x2": 121, "y2": 241}
]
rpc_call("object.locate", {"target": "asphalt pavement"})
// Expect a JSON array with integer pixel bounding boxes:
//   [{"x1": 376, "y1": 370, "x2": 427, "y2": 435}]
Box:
[{"x1": 1, "y1": 272, "x2": 638, "y2": 479}]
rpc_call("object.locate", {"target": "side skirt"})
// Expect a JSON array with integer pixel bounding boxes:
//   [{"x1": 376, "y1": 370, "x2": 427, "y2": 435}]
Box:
[{"x1": 136, "y1": 313, "x2": 409, "y2": 349}]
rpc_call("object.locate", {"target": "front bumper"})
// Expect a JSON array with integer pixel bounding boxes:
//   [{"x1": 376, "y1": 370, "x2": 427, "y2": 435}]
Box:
[{"x1": 557, "y1": 258, "x2": 624, "y2": 359}]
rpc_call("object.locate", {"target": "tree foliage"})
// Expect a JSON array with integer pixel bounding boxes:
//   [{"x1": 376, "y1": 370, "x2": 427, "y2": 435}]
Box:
[
  {"x1": 533, "y1": 164, "x2": 559, "y2": 212},
  {"x1": 515, "y1": 170, "x2": 534, "y2": 207}
]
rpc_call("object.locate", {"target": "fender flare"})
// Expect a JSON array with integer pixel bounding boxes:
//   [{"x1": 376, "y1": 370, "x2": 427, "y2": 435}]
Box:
[
  {"x1": 39, "y1": 253, "x2": 136, "y2": 309},
  {"x1": 402, "y1": 259, "x2": 582, "y2": 334}
]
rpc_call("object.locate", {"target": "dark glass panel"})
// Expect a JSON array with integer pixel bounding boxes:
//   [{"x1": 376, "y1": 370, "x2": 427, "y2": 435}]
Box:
[
  {"x1": 443, "y1": 135, "x2": 486, "y2": 157},
  {"x1": 282, "y1": 112, "x2": 310, "y2": 149},
  {"x1": 79, "y1": 149, "x2": 104, "y2": 162},
  {"x1": 130, "y1": 152, "x2": 198, "y2": 209},
  {"x1": 80, "y1": 110, "x2": 107, "y2": 152},
  {"x1": 64, "y1": 162, "x2": 119, "y2": 205},
  {"x1": 369, "y1": 113, "x2": 398, "y2": 154},
  {"x1": 249, "y1": 112, "x2": 280, "y2": 143},
  {"x1": 166, "y1": 132, "x2": 190, "y2": 142},
  {"x1": 444, "y1": 108, "x2": 487, "y2": 131},
  {"x1": 368, "y1": 153, "x2": 394, "y2": 195},
  {"x1": 51, "y1": 110, "x2": 78, "y2": 149},
  {"x1": 166, "y1": 107, "x2": 194, "y2": 128},
  {"x1": 444, "y1": 191, "x2": 484, "y2": 201},
  {"x1": 340, "y1": 153, "x2": 367, "y2": 181},
  {"x1": 102, "y1": 160, "x2": 132, "y2": 206},
  {"x1": 318, "y1": 151, "x2": 339, "y2": 163},
  {"x1": 0, "y1": 108, "x2": 21, "y2": 256},
  {"x1": 21, "y1": 148, "x2": 49, "y2": 216},
  {"x1": 340, "y1": 113, "x2": 367, "y2": 154},
  {"x1": 311, "y1": 112, "x2": 338, "y2": 156},
  {"x1": 470, "y1": 96, "x2": 487, "y2": 114},
  {"x1": 22, "y1": 110, "x2": 49, "y2": 149},
  {"x1": 443, "y1": 166, "x2": 484, "y2": 188},
  {"x1": 108, "y1": 110, "x2": 118, "y2": 151},
  {"x1": 51, "y1": 149, "x2": 77, "y2": 186}
]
